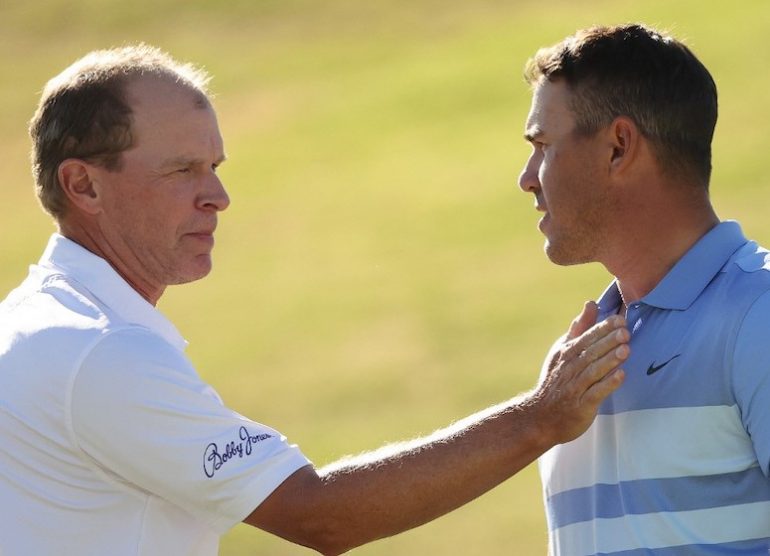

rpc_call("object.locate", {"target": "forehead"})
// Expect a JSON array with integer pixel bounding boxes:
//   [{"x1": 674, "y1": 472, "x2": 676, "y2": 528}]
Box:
[
  {"x1": 124, "y1": 75, "x2": 223, "y2": 157},
  {"x1": 126, "y1": 74, "x2": 211, "y2": 117},
  {"x1": 524, "y1": 79, "x2": 577, "y2": 138}
]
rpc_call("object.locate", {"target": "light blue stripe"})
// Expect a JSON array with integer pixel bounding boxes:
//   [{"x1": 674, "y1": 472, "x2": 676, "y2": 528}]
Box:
[
  {"x1": 596, "y1": 537, "x2": 770, "y2": 555},
  {"x1": 548, "y1": 467, "x2": 770, "y2": 530}
]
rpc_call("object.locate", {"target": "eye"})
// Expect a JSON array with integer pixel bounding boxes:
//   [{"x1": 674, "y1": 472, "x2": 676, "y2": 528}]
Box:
[
  {"x1": 176, "y1": 167, "x2": 192, "y2": 174},
  {"x1": 211, "y1": 163, "x2": 219, "y2": 173}
]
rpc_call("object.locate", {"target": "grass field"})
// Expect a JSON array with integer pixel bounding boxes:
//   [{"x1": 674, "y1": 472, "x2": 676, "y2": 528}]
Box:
[{"x1": 2, "y1": 1, "x2": 770, "y2": 554}]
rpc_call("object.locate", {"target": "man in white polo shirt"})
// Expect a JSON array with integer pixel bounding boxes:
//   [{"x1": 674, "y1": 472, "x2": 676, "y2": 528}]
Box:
[{"x1": 0, "y1": 45, "x2": 629, "y2": 555}]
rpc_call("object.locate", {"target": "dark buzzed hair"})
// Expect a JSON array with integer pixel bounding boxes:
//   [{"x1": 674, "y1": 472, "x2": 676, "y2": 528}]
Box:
[
  {"x1": 29, "y1": 44, "x2": 211, "y2": 218},
  {"x1": 524, "y1": 24, "x2": 718, "y2": 188}
]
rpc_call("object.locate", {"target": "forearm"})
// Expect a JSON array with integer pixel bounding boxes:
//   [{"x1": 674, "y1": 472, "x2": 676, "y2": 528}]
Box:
[
  {"x1": 315, "y1": 397, "x2": 553, "y2": 550},
  {"x1": 251, "y1": 396, "x2": 553, "y2": 555}
]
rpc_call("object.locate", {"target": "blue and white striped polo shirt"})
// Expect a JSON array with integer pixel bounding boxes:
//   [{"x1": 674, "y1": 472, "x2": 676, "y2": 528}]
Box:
[{"x1": 540, "y1": 221, "x2": 770, "y2": 555}]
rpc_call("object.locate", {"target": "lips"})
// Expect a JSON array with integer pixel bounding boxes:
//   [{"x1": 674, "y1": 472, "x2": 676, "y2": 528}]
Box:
[
  {"x1": 185, "y1": 227, "x2": 216, "y2": 248},
  {"x1": 186, "y1": 219, "x2": 217, "y2": 239},
  {"x1": 538, "y1": 212, "x2": 550, "y2": 232},
  {"x1": 532, "y1": 194, "x2": 549, "y2": 231}
]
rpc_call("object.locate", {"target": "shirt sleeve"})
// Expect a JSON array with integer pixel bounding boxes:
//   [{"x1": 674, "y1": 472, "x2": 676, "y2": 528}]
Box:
[
  {"x1": 732, "y1": 290, "x2": 770, "y2": 477},
  {"x1": 69, "y1": 326, "x2": 312, "y2": 534}
]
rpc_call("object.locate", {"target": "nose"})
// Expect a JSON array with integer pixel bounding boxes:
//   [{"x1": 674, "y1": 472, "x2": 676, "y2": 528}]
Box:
[
  {"x1": 518, "y1": 152, "x2": 541, "y2": 194},
  {"x1": 198, "y1": 173, "x2": 231, "y2": 212}
]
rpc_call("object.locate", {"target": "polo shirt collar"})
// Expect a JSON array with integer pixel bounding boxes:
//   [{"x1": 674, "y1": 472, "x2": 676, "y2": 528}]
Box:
[
  {"x1": 37, "y1": 233, "x2": 188, "y2": 351},
  {"x1": 598, "y1": 220, "x2": 748, "y2": 314}
]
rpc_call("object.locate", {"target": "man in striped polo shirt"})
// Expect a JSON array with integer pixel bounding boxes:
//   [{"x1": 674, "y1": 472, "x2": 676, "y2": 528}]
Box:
[{"x1": 519, "y1": 24, "x2": 770, "y2": 554}]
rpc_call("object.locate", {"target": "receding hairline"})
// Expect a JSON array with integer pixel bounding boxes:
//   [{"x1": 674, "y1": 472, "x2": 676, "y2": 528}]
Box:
[
  {"x1": 122, "y1": 72, "x2": 214, "y2": 113},
  {"x1": 40, "y1": 44, "x2": 212, "y2": 103}
]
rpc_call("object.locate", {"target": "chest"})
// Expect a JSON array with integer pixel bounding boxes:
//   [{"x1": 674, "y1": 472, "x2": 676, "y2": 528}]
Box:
[{"x1": 602, "y1": 301, "x2": 736, "y2": 414}]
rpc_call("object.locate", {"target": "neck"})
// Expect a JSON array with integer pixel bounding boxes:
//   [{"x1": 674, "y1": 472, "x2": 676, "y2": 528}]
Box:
[
  {"x1": 57, "y1": 219, "x2": 165, "y2": 306},
  {"x1": 605, "y1": 197, "x2": 719, "y2": 306}
]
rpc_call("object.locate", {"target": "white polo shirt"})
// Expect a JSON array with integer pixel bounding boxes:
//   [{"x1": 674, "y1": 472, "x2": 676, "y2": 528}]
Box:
[{"x1": 0, "y1": 234, "x2": 311, "y2": 556}]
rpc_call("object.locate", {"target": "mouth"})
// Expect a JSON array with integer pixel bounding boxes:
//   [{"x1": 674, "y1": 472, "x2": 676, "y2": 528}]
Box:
[
  {"x1": 185, "y1": 230, "x2": 216, "y2": 247},
  {"x1": 537, "y1": 212, "x2": 550, "y2": 231},
  {"x1": 532, "y1": 198, "x2": 548, "y2": 231}
]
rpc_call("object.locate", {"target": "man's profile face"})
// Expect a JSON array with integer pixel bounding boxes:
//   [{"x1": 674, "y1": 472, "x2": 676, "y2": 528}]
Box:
[
  {"x1": 89, "y1": 75, "x2": 230, "y2": 291},
  {"x1": 518, "y1": 79, "x2": 610, "y2": 266}
]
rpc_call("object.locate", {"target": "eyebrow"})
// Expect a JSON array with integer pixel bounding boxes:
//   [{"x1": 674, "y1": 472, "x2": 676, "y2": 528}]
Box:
[{"x1": 161, "y1": 154, "x2": 227, "y2": 168}]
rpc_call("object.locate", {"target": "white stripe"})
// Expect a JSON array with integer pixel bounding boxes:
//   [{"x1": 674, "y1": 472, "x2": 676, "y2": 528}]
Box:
[
  {"x1": 540, "y1": 405, "x2": 756, "y2": 493},
  {"x1": 551, "y1": 500, "x2": 770, "y2": 555}
]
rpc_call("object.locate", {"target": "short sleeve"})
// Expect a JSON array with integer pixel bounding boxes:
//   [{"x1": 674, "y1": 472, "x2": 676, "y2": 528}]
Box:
[
  {"x1": 69, "y1": 327, "x2": 311, "y2": 533},
  {"x1": 732, "y1": 290, "x2": 770, "y2": 476}
]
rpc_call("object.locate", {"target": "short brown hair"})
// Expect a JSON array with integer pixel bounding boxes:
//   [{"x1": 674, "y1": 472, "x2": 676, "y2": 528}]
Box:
[
  {"x1": 524, "y1": 24, "x2": 718, "y2": 187},
  {"x1": 29, "y1": 44, "x2": 211, "y2": 218}
]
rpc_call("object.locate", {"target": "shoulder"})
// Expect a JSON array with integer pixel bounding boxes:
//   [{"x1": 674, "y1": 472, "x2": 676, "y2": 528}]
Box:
[
  {"x1": 69, "y1": 326, "x2": 217, "y2": 446},
  {"x1": 2, "y1": 270, "x2": 114, "y2": 336},
  {"x1": 725, "y1": 240, "x2": 770, "y2": 279},
  {"x1": 0, "y1": 272, "x2": 112, "y2": 383},
  {"x1": 77, "y1": 326, "x2": 198, "y2": 396},
  {"x1": 713, "y1": 240, "x2": 770, "y2": 312}
]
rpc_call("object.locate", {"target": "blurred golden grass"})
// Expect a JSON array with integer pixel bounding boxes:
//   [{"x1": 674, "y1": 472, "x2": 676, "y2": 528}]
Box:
[{"x1": 2, "y1": 1, "x2": 770, "y2": 554}]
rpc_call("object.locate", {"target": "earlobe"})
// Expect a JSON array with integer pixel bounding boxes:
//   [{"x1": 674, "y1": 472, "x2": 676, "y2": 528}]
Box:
[{"x1": 58, "y1": 159, "x2": 102, "y2": 215}]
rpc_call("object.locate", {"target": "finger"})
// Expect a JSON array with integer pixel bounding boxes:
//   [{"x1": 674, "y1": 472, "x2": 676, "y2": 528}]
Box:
[
  {"x1": 577, "y1": 341, "x2": 630, "y2": 390},
  {"x1": 547, "y1": 327, "x2": 629, "y2": 397},
  {"x1": 567, "y1": 301, "x2": 599, "y2": 340},
  {"x1": 566, "y1": 314, "x2": 627, "y2": 359},
  {"x1": 577, "y1": 326, "x2": 631, "y2": 366},
  {"x1": 581, "y1": 367, "x2": 626, "y2": 408}
]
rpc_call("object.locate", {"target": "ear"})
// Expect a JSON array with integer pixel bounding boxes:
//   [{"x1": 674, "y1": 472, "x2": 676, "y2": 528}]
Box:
[
  {"x1": 57, "y1": 159, "x2": 103, "y2": 215},
  {"x1": 607, "y1": 116, "x2": 640, "y2": 176}
]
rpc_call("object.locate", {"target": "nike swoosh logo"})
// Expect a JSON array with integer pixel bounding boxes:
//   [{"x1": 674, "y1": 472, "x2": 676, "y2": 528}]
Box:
[{"x1": 646, "y1": 354, "x2": 681, "y2": 375}]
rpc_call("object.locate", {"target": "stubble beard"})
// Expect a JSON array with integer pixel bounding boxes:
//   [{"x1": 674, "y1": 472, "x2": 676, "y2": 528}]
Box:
[{"x1": 543, "y1": 217, "x2": 603, "y2": 267}]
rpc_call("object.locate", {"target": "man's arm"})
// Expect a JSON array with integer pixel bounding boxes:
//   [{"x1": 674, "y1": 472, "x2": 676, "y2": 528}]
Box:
[{"x1": 245, "y1": 302, "x2": 628, "y2": 555}]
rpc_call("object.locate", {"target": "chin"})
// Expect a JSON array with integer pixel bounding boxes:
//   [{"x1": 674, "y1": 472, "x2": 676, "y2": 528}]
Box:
[
  {"x1": 544, "y1": 240, "x2": 590, "y2": 267},
  {"x1": 171, "y1": 258, "x2": 213, "y2": 285}
]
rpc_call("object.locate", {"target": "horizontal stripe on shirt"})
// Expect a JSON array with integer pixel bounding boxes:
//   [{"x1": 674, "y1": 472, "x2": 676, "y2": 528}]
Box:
[
  {"x1": 551, "y1": 500, "x2": 770, "y2": 555},
  {"x1": 595, "y1": 537, "x2": 770, "y2": 556},
  {"x1": 547, "y1": 466, "x2": 770, "y2": 529},
  {"x1": 540, "y1": 405, "x2": 756, "y2": 493}
]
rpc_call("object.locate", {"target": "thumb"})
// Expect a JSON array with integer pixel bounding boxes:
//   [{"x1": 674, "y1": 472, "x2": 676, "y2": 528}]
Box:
[{"x1": 567, "y1": 301, "x2": 599, "y2": 340}]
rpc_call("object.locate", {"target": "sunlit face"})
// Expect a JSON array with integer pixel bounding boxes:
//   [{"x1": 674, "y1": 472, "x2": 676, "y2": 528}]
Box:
[
  {"x1": 518, "y1": 79, "x2": 610, "y2": 265},
  {"x1": 89, "y1": 75, "x2": 230, "y2": 298}
]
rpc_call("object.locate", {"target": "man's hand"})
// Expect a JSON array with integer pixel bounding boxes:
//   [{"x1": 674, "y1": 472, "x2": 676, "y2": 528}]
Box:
[{"x1": 530, "y1": 301, "x2": 629, "y2": 446}]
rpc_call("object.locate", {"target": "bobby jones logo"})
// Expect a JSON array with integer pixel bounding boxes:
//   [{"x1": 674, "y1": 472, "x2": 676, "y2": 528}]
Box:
[{"x1": 203, "y1": 426, "x2": 272, "y2": 478}]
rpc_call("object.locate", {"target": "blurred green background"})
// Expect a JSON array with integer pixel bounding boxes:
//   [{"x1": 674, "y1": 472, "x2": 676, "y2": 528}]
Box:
[{"x1": 2, "y1": 1, "x2": 769, "y2": 554}]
